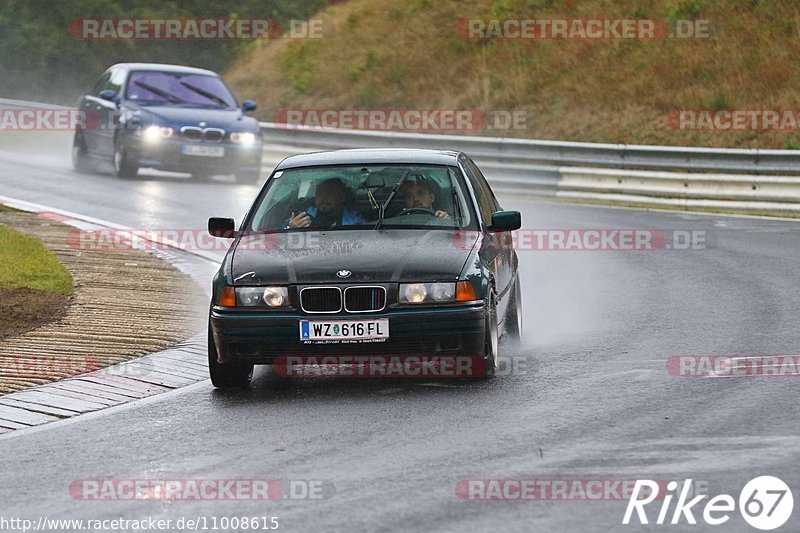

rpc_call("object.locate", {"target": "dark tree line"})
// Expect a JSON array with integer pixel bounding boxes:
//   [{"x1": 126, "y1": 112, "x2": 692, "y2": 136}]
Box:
[{"x1": 0, "y1": 0, "x2": 327, "y2": 104}]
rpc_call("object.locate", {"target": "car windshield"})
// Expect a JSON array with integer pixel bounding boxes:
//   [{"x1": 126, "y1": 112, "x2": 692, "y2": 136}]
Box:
[
  {"x1": 247, "y1": 164, "x2": 476, "y2": 232},
  {"x1": 125, "y1": 71, "x2": 237, "y2": 108}
]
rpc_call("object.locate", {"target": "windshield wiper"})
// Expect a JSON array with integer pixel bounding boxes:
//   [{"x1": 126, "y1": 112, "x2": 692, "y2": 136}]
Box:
[
  {"x1": 133, "y1": 81, "x2": 185, "y2": 103},
  {"x1": 180, "y1": 81, "x2": 229, "y2": 106},
  {"x1": 374, "y1": 168, "x2": 412, "y2": 230}
]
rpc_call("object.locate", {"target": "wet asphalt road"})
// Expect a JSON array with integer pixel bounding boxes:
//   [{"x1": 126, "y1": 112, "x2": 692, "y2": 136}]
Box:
[{"x1": 1, "y1": 141, "x2": 799, "y2": 533}]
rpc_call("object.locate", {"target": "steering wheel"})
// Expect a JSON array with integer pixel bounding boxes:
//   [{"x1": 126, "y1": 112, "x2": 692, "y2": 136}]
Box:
[{"x1": 398, "y1": 207, "x2": 436, "y2": 217}]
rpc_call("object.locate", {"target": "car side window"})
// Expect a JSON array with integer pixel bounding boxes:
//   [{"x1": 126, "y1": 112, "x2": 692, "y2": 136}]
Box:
[
  {"x1": 108, "y1": 68, "x2": 126, "y2": 95},
  {"x1": 461, "y1": 156, "x2": 496, "y2": 226},
  {"x1": 91, "y1": 71, "x2": 113, "y2": 96},
  {"x1": 467, "y1": 156, "x2": 501, "y2": 211}
]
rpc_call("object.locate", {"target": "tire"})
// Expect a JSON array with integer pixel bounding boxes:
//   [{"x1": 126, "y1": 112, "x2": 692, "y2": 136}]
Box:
[
  {"x1": 208, "y1": 328, "x2": 253, "y2": 389},
  {"x1": 503, "y1": 278, "x2": 523, "y2": 344},
  {"x1": 71, "y1": 132, "x2": 93, "y2": 174},
  {"x1": 113, "y1": 135, "x2": 138, "y2": 179},
  {"x1": 479, "y1": 295, "x2": 499, "y2": 377}
]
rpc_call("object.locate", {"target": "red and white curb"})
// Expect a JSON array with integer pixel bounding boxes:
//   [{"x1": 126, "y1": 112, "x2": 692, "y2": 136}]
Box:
[{"x1": 0, "y1": 195, "x2": 218, "y2": 434}]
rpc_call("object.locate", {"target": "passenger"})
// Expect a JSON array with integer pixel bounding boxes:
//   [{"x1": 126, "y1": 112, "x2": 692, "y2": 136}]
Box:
[
  {"x1": 286, "y1": 178, "x2": 366, "y2": 229},
  {"x1": 400, "y1": 178, "x2": 450, "y2": 219}
]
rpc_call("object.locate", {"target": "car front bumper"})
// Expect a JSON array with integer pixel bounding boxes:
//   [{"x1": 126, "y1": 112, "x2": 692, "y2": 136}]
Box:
[
  {"x1": 126, "y1": 136, "x2": 262, "y2": 174},
  {"x1": 210, "y1": 304, "x2": 487, "y2": 365}
]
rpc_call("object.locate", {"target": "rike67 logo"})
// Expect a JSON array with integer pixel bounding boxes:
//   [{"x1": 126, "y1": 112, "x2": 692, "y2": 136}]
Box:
[{"x1": 623, "y1": 477, "x2": 794, "y2": 530}]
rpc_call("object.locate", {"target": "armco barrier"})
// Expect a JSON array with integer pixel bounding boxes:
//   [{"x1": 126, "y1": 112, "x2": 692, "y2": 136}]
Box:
[
  {"x1": 258, "y1": 122, "x2": 800, "y2": 175},
  {"x1": 2, "y1": 98, "x2": 799, "y2": 217},
  {"x1": 257, "y1": 123, "x2": 800, "y2": 216},
  {"x1": 555, "y1": 167, "x2": 800, "y2": 217}
]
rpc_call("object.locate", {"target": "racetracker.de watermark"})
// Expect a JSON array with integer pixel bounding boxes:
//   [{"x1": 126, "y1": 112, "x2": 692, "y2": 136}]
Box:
[
  {"x1": 69, "y1": 479, "x2": 334, "y2": 501},
  {"x1": 667, "y1": 355, "x2": 800, "y2": 378},
  {"x1": 456, "y1": 18, "x2": 712, "y2": 40},
  {"x1": 273, "y1": 355, "x2": 526, "y2": 378},
  {"x1": 65, "y1": 228, "x2": 709, "y2": 253},
  {"x1": 67, "y1": 18, "x2": 324, "y2": 40},
  {"x1": 456, "y1": 479, "x2": 679, "y2": 501},
  {"x1": 0, "y1": 355, "x2": 102, "y2": 377},
  {"x1": 453, "y1": 229, "x2": 708, "y2": 252},
  {"x1": 0, "y1": 109, "x2": 99, "y2": 131},
  {"x1": 67, "y1": 228, "x2": 237, "y2": 253},
  {"x1": 67, "y1": 228, "x2": 366, "y2": 253},
  {"x1": 668, "y1": 110, "x2": 800, "y2": 131},
  {"x1": 272, "y1": 109, "x2": 529, "y2": 132}
]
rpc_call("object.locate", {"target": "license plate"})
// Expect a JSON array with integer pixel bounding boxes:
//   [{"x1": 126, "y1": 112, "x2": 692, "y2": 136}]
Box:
[
  {"x1": 299, "y1": 319, "x2": 389, "y2": 343},
  {"x1": 181, "y1": 145, "x2": 225, "y2": 157}
]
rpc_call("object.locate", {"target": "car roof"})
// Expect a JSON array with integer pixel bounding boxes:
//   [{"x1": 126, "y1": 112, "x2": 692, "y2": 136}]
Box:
[
  {"x1": 108, "y1": 63, "x2": 219, "y2": 76},
  {"x1": 274, "y1": 149, "x2": 462, "y2": 170}
]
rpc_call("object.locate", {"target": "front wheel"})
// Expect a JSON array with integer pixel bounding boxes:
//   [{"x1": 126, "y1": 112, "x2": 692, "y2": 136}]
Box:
[
  {"x1": 208, "y1": 329, "x2": 253, "y2": 389},
  {"x1": 113, "y1": 136, "x2": 138, "y2": 179},
  {"x1": 72, "y1": 132, "x2": 93, "y2": 174},
  {"x1": 503, "y1": 278, "x2": 523, "y2": 344},
  {"x1": 479, "y1": 296, "x2": 499, "y2": 377}
]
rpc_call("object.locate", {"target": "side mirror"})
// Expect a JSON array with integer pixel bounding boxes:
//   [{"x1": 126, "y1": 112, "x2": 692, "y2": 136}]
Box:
[
  {"x1": 98, "y1": 90, "x2": 119, "y2": 105},
  {"x1": 242, "y1": 100, "x2": 257, "y2": 112},
  {"x1": 490, "y1": 211, "x2": 521, "y2": 232},
  {"x1": 208, "y1": 217, "x2": 237, "y2": 238}
]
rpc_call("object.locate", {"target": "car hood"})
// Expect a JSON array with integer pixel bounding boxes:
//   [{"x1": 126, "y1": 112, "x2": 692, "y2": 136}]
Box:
[
  {"x1": 127, "y1": 104, "x2": 258, "y2": 130},
  {"x1": 231, "y1": 229, "x2": 479, "y2": 284}
]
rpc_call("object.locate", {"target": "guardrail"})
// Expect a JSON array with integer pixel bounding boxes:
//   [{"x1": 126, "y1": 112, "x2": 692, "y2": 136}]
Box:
[
  {"x1": 258, "y1": 123, "x2": 800, "y2": 176},
  {"x1": 3, "y1": 97, "x2": 799, "y2": 217},
  {"x1": 0, "y1": 97, "x2": 68, "y2": 110},
  {"x1": 259, "y1": 123, "x2": 800, "y2": 216}
]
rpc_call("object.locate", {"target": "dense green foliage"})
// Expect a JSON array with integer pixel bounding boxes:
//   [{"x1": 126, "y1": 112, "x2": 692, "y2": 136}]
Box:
[{"x1": 0, "y1": 0, "x2": 327, "y2": 104}]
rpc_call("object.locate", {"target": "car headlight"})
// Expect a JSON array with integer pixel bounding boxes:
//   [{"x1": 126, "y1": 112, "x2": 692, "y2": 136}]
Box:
[
  {"x1": 233, "y1": 286, "x2": 289, "y2": 307},
  {"x1": 230, "y1": 131, "x2": 257, "y2": 146},
  {"x1": 399, "y1": 283, "x2": 455, "y2": 304},
  {"x1": 142, "y1": 125, "x2": 173, "y2": 142}
]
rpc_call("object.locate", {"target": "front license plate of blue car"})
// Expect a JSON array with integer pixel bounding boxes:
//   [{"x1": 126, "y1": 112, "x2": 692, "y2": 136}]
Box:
[
  {"x1": 299, "y1": 319, "x2": 389, "y2": 344},
  {"x1": 182, "y1": 145, "x2": 225, "y2": 157}
]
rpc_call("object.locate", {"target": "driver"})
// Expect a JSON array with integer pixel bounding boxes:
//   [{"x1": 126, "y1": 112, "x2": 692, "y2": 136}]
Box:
[
  {"x1": 400, "y1": 177, "x2": 450, "y2": 219},
  {"x1": 286, "y1": 177, "x2": 366, "y2": 229}
]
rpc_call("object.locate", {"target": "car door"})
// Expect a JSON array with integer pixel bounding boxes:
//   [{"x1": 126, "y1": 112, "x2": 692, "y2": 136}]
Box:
[
  {"x1": 83, "y1": 67, "x2": 125, "y2": 156},
  {"x1": 97, "y1": 67, "x2": 126, "y2": 155},
  {"x1": 80, "y1": 70, "x2": 112, "y2": 154},
  {"x1": 461, "y1": 155, "x2": 515, "y2": 318}
]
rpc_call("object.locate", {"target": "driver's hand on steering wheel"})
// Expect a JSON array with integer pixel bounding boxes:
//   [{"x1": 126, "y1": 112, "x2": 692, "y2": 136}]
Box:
[
  {"x1": 288, "y1": 211, "x2": 312, "y2": 228},
  {"x1": 434, "y1": 210, "x2": 450, "y2": 219}
]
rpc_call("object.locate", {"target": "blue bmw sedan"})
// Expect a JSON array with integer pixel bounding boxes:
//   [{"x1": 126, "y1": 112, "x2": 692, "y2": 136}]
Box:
[{"x1": 72, "y1": 63, "x2": 263, "y2": 182}]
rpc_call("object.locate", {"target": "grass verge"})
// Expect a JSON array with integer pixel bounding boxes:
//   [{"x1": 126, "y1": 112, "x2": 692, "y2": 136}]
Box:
[
  {"x1": 226, "y1": 0, "x2": 800, "y2": 149},
  {"x1": 0, "y1": 224, "x2": 73, "y2": 295}
]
